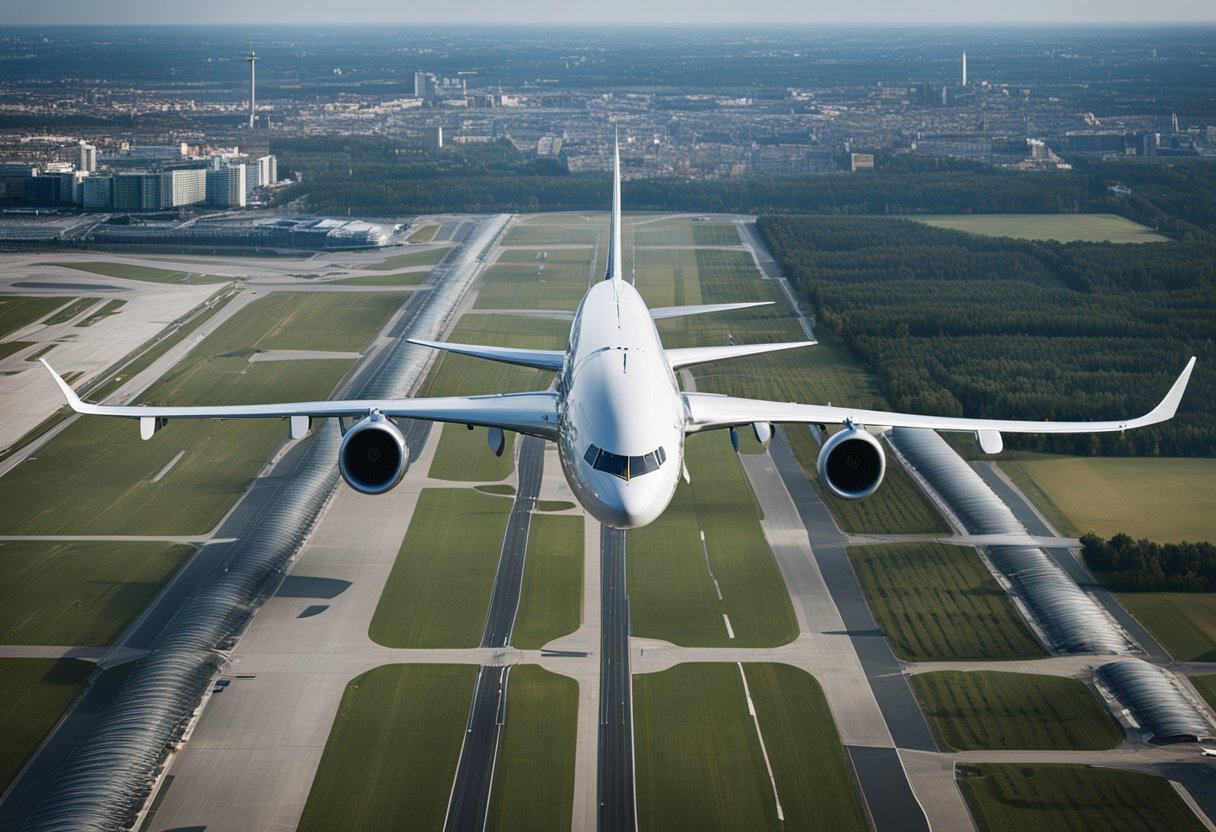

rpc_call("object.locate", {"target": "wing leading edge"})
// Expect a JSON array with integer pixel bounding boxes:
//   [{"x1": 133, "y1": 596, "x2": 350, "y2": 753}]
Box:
[
  {"x1": 41, "y1": 360, "x2": 559, "y2": 440},
  {"x1": 684, "y1": 356, "x2": 1196, "y2": 441}
]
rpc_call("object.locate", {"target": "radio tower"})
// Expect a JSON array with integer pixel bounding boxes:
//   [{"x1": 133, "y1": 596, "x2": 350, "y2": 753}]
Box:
[{"x1": 246, "y1": 47, "x2": 257, "y2": 129}]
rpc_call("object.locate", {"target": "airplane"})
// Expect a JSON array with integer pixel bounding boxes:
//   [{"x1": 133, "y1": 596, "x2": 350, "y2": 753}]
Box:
[
  {"x1": 1202, "y1": 749, "x2": 1216, "y2": 758},
  {"x1": 42, "y1": 138, "x2": 1196, "y2": 530}
]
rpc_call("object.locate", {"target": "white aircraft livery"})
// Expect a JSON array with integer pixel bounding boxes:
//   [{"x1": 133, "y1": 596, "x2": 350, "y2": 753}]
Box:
[{"x1": 44, "y1": 138, "x2": 1196, "y2": 529}]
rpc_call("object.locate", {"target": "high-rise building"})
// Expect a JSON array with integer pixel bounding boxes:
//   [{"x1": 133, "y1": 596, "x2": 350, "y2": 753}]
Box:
[
  {"x1": 112, "y1": 172, "x2": 162, "y2": 211},
  {"x1": 206, "y1": 165, "x2": 246, "y2": 207},
  {"x1": 414, "y1": 71, "x2": 432, "y2": 98},
  {"x1": 962, "y1": 51, "x2": 968, "y2": 87},
  {"x1": 78, "y1": 141, "x2": 97, "y2": 173},
  {"x1": 423, "y1": 126, "x2": 444, "y2": 149},
  {"x1": 163, "y1": 168, "x2": 207, "y2": 207},
  {"x1": 247, "y1": 49, "x2": 257, "y2": 129},
  {"x1": 82, "y1": 175, "x2": 112, "y2": 210}
]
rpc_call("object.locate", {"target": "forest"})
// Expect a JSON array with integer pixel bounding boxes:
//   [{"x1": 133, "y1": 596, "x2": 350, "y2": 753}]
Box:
[
  {"x1": 756, "y1": 214, "x2": 1215, "y2": 457},
  {"x1": 1081, "y1": 532, "x2": 1216, "y2": 592}
]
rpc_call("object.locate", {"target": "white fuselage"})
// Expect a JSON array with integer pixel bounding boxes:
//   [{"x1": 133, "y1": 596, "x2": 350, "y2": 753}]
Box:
[{"x1": 557, "y1": 279, "x2": 684, "y2": 529}]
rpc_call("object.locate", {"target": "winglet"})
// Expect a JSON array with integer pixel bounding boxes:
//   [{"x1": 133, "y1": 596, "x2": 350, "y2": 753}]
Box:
[
  {"x1": 41, "y1": 359, "x2": 87, "y2": 413},
  {"x1": 604, "y1": 129, "x2": 623, "y2": 282},
  {"x1": 1138, "y1": 356, "x2": 1196, "y2": 425}
]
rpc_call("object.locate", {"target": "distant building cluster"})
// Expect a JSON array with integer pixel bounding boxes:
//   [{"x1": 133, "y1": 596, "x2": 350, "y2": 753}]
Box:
[{"x1": 0, "y1": 142, "x2": 278, "y2": 212}]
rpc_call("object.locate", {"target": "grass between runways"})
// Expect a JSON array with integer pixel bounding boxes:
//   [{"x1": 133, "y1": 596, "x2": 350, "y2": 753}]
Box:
[
  {"x1": 629, "y1": 433, "x2": 798, "y2": 648},
  {"x1": 485, "y1": 666, "x2": 577, "y2": 831},
  {"x1": 849, "y1": 542, "x2": 1046, "y2": 661},
  {"x1": 328, "y1": 270, "x2": 428, "y2": 286},
  {"x1": 296, "y1": 664, "x2": 476, "y2": 832},
  {"x1": 958, "y1": 764, "x2": 1206, "y2": 832},
  {"x1": 75, "y1": 299, "x2": 127, "y2": 327},
  {"x1": 634, "y1": 663, "x2": 866, "y2": 832},
  {"x1": 0, "y1": 541, "x2": 191, "y2": 645},
  {"x1": 0, "y1": 658, "x2": 93, "y2": 794},
  {"x1": 363, "y1": 246, "x2": 450, "y2": 270},
  {"x1": 0, "y1": 296, "x2": 73, "y2": 338},
  {"x1": 911, "y1": 671, "x2": 1122, "y2": 751},
  {"x1": 51, "y1": 261, "x2": 229, "y2": 284},
  {"x1": 42, "y1": 297, "x2": 96, "y2": 325},
  {"x1": 1115, "y1": 593, "x2": 1216, "y2": 661},
  {"x1": 512, "y1": 514, "x2": 583, "y2": 649},
  {"x1": 369, "y1": 489, "x2": 510, "y2": 648},
  {"x1": 407, "y1": 223, "x2": 438, "y2": 243},
  {"x1": 997, "y1": 453, "x2": 1216, "y2": 543},
  {"x1": 428, "y1": 422, "x2": 515, "y2": 482},
  {"x1": 0, "y1": 292, "x2": 406, "y2": 534}
]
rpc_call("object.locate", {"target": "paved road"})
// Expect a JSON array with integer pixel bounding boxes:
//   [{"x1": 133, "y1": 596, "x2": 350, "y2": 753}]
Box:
[
  {"x1": 444, "y1": 436, "x2": 544, "y2": 832},
  {"x1": 598, "y1": 526, "x2": 636, "y2": 832}
]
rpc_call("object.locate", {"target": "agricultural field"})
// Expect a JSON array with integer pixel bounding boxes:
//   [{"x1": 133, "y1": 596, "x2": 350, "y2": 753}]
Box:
[
  {"x1": 1115, "y1": 593, "x2": 1216, "y2": 661},
  {"x1": 51, "y1": 261, "x2": 229, "y2": 284},
  {"x1": 998, "y1": 453, "x2": 1216, "y2": 543},
  {"x1": 297, "y1": 664, "x2": 476, "y2": 832},
  {"x1": 912, "y1": 671, "x2": 1122, "y2": 751},
  {"x1": 362, "y1": 246, "x2": 450, "y2": 270},
  {"x1": 849, "y1": 543, "x2": 1046, "y2": 661},
  {"x1": 784, "y1": 425, "x2": 948, "y2": 535},
  {"x1": 910, "y1": 213, "x2": 1169, "y2": 244},
  {"x1": 0, "y1": 296, "x2": 70, "y2": 338},
  {"x1": 485, "y1": 666, "x2": 577, "y2": 831},
  {"x1": 368, "y1": 489, "x2": 510, "y2": 648},
  {"x1": 0, "y1": 541, "x2": 190, "y2": 645},
  {"x1": 0, "y1": 658, "x2": 93, "y2": 793},
  {"x1": 0, "y1": 291, "x2": 405, "y2": 534},
  {"x1": 629, "y1": 432, "x2": 798, "y2": 648},
  {"x1": 634, "y1": 663, "x2": 866, "y2": 832},
  {"x1": 512, "y1": 514, "x2": 583, "y2": 649},
  {"x1": 958, "y1": 764, "x2": 1206, "y2": 832}
]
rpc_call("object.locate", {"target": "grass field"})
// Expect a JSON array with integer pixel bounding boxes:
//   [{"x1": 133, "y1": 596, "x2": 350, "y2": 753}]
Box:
[
  {"x1": 52, "y1": 261, "x2": 229, "y2": 284},
  {"x1": 784, "y1": 425, "x2": 948, "y2": 535},
  {"x1": 1189, "y1": 674, "x2": 1216, "y2": 712},
  {"x1": 633, "y1": 219, "x2": 741, "y2": 247},
  {"x1": 502, "y1": 214, "x2": 602, "y2": 247},
  {"x1": 1115, "y1": 593, "x2": 1216, "y2": 661},
  {"x1": 0, "y1": 340, "x2": 33, "y2": 360},
  {"x1": 428, "y1": 423, "x2": 516, "y2": 482},
  {"x1": 0, "y1": 296, "x2": 70, "y2": 338},
  {"x1": 328, "y1": 271, "x2": 428, "y2": 286},
  {"x1": 634, "y1": 663, "x2": 866, "y2": 832},
  {"x1": 485, "y1": 666, "x2": 577, "y2": 831},
  {"x1": 959, "y1": 764, "x2": 1205, "y2": 832},
  {"x1": 75, "y1": 298, "x2": 126, "y2": 327},
  {"x1": 474, "y1": 246, "x2": 592, "y2": 311},
  {"x1": 364, "y1": 246, "x2": 450, "y2": 271},
  {"x1": 911, "y1": 213, "x2": 1169, "y2": 244},
  {"x1": 369, "y1": 489, "x2": 509, "y2": 648},
  {"x1": 43, "y1": 297, "x2": 96, "y2": 325},
  {"x1": 0, "y1": 658, "x2": 93, "y2": 793},
  {"x1": 512, "y1": 514, "x2": 583, "y2": 649},
  {"x1": 0, "y1": 541, "x2": 190, "y2": 645},
  {"x1": 912, "y1": 671, "x2": 1122, "y2": 751},
  {"x1": 998, "y1": 454, "x2": 1216, "y2": 543},
  {"x1": 629, "y1": 433, "x2": 798, "y2": 648},
  {"x1": 297, "y1": 664, "x2": 476, "y2": 832},
  {"x1": 407, "y1": 224, "x2": 438, "y2": 243},
  {"x1": 0, "y1": 291, "x2": 405, "y2": 534},
  {"x1": 742, "y1": 664, "x2": 869, "y2": 832},
  {"x1": 849, "y1": 543, "x2": 1046, "y2": 661}
]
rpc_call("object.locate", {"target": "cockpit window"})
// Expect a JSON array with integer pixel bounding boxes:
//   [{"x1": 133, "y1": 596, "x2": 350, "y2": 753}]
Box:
[{"x1": 583, "y1": 444, "x2": 667, "y2": 481}]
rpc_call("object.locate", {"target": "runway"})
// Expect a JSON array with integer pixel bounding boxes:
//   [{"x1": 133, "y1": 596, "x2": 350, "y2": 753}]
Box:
[{"x1": 598, "y1": 526, "x2": 637, "y2": 832}]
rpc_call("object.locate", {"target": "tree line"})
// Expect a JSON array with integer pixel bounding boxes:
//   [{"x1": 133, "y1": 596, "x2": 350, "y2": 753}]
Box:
[{"x1": 1081, "y1": 532, "x2": 1216, "y2": 592}]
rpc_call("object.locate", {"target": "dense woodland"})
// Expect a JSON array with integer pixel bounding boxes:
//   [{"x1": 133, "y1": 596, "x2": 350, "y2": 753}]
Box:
[
  {"x1": 1081, "y1": 532, "x2": 1216, "y2": 592},
  {"x1": 757, "y1": 215, "x2": 1215, "y2": 457}
]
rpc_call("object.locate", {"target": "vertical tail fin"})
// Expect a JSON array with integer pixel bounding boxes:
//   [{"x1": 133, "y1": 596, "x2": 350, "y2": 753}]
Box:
[{"x1": 604, "y1": 131, "x2": 623, "y2": 282}]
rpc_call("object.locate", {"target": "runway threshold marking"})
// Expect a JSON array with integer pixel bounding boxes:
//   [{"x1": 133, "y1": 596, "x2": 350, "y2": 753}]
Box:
[{"x1": 737, "y1": 662, "x2": 784, "y2": 822}]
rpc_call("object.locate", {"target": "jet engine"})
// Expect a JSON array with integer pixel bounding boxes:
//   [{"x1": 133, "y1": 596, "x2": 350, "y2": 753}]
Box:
[
  {"x1": 816, "y1": 425, "x2": 885, "y2": 500},
  {"x1": 338, "y1": 412, "x2": 409, "y2": 495}
]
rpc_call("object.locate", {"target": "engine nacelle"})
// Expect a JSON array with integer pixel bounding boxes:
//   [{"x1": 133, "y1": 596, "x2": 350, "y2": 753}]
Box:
[
  {"x1": 338, "y1": 412, "x2": 409, "y2": 495},
  {"x1": 816, "y1": 426, "x2": 886, "y2": 501}
]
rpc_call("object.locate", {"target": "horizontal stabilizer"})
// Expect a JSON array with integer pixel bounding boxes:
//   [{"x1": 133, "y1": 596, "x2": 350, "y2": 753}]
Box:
[
  {"x1": 667, "y1": 340, "x2": 815, "y2": 370},
  {"x1": 651, "y1": 301, "x2": 773, "y2": 321},
  {"x1": 407, "y1": 339, "x2": 564, "y2": 371}
]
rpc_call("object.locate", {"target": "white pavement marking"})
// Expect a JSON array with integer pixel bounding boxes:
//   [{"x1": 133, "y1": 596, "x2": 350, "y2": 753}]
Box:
[
  {"x1": 738, "y1": 662, "x2": 784, "y2": 822},
  {"x1": 151, "y1": 450, "x2": 186, "y2": 483},
  {"x1": 723, "y1": 614, "x2": 735, "y2": 640},
  {"x1": 247, "y1": 349, "x2": 363, "y2": 362}
]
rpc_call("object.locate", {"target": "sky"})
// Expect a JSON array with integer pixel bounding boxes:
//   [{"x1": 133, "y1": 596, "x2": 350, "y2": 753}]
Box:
[{"x1": 4, "y1": 0, "x2": 1215, "y2": 25}]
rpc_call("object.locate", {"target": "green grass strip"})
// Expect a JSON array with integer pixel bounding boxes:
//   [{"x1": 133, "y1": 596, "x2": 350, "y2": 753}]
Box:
[{"x1": 513, "y1": 514, "x2": 582, "y2": 649}]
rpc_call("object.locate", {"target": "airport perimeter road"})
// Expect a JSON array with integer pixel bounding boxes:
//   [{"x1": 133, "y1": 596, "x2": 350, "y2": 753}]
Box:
[
  {"x1": 443, "y1": 435, "x2": 544, "y2": 832},
  {"x1": 598, "y1": 526, "x2": 636, "y2": 832}
]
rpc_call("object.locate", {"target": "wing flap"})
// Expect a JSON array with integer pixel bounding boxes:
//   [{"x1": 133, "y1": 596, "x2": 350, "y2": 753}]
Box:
[
  {"x1": 667, "y1": 340, "x2": 815, "y2": 370},
  {"x1": 683, "y1": 356, "x2": 1196, "y2": 438}
]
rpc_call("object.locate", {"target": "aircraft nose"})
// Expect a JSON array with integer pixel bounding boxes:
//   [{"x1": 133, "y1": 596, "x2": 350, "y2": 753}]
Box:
[{"x1": 596, "y1": 479, "x2": 664, "y2": 529}]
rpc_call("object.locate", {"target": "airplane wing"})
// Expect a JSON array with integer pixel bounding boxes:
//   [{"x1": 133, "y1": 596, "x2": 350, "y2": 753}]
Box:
[
  {"x1": 406, "y1": 338, "x2": 564, "y2": 371},
  {"x1": 667, "y1": 340, "x2": 816, "y2": 370},
  {"x1": 683, "y1": 356, "x2": 1196, "y2": 449},
  {"x1": 41, "y1": 360, "x2": 559, "y2": 440},
  {"x1": 650, "y1": 301, "x2": 774, "y2": 320}
]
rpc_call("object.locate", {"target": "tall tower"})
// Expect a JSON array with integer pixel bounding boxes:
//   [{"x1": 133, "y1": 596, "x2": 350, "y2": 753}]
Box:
[
  {"x1": 962, "y1": 50, "x2": 968, "y2": 87},
  {"x1": 246, "y1": 48, "x2": 257, "y2": 129}
]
